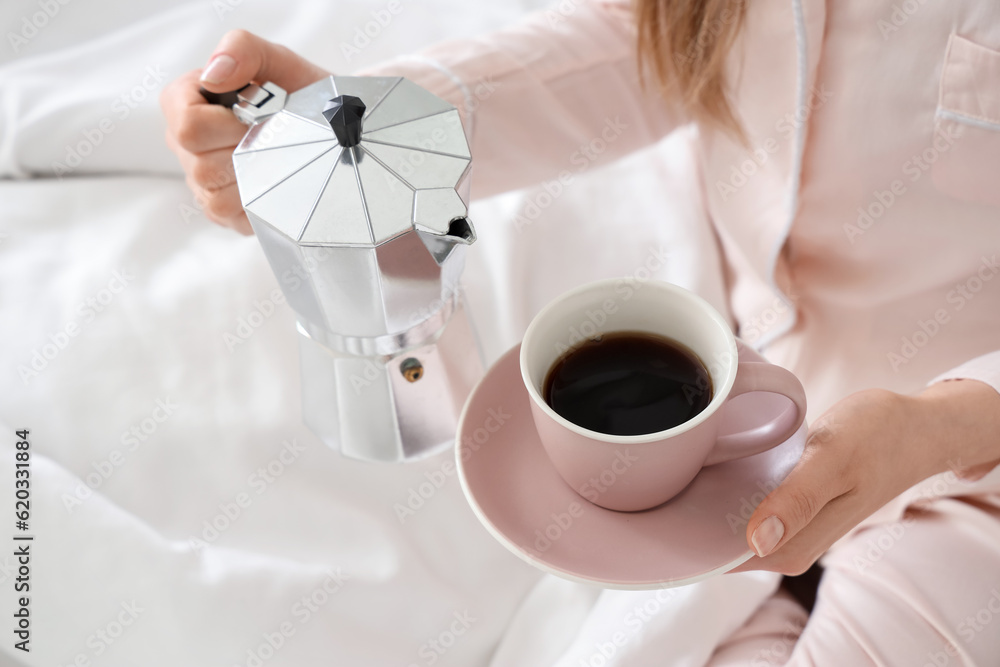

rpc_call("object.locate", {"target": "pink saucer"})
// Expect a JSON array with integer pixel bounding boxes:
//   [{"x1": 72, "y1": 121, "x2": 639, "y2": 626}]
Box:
[{"x1": 456, "y1": 341, "x2": 807, "y2": 589}]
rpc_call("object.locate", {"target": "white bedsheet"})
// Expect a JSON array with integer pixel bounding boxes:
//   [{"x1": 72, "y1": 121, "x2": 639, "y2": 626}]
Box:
[{"x1": 0, "y1": 1, "x2": 779, "y2": 665}]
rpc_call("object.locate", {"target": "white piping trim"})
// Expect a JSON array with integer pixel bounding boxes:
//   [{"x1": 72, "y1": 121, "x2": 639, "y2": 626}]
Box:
[
  {"x1": 936, "y1": 108, "x2": 1000, "y2": 133},
  {"x1": 756, "y1": 0, "x2": 809, "y2": 352},
  {"x1": 397, "y1": 54, "x2": 476, "y2": 142}
]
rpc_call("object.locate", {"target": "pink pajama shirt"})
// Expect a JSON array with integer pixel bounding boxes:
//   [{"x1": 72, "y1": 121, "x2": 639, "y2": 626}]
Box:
[{"x1": 360, "y1": 0, "x2": 1000, "y2": 663}]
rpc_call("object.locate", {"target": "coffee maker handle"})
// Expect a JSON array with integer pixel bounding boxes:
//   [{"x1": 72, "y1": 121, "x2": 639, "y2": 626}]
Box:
[{"x1": 199, "y1": 82, "x2": 286, "y2": 125}]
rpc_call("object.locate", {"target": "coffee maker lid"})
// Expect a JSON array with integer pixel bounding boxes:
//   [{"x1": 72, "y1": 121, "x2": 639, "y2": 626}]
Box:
[{"x1": 232, "y1": 75, "x2": 473, "y2": 247}]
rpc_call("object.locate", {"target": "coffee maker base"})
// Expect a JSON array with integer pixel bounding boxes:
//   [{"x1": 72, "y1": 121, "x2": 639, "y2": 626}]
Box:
[{"x1": 296, "y1": 300, "x2": 484, "y2": 463}]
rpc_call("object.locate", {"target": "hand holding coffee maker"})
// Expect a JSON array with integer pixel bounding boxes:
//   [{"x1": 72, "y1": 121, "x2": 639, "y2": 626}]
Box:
[{"x1": 520, "y1": 279, "x2": 807, "y2": 512}]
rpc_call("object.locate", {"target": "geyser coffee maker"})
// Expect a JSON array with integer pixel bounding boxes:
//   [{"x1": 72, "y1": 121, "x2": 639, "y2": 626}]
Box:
[{"x1": 203, "y1": 76, "x2": 484, "y2": 463}]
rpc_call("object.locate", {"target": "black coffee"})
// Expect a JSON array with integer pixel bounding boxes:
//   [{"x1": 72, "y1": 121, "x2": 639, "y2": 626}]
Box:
[{"x1": 543, "y1": 331, "x2": 712, "y2": 436}]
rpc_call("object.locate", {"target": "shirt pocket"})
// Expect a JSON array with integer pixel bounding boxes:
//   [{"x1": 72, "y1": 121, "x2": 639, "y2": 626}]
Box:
[{"x1": 932, "y1": 33, "x2": 1000, "y2": 208}]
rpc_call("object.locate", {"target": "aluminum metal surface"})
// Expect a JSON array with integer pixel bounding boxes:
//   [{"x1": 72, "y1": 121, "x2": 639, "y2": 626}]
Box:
[
  {"x1": 225, "y1": 75, "x2": 485, "y2": 463},
  {"x1": 296, "y1": 297, "x2": 484, "y2": 463},
  {"x1": 233, "y1": 75, "x2": 476, "y2": 338}
]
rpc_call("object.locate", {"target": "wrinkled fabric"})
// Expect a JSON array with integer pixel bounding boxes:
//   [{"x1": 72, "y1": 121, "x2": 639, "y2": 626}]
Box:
[
  {"x1": 0, "y1": 1, "x2": 756, "y2": 665},
  {"x1": 357, "y1": 0, "x2": 1000, "y2": 663},
  {"x1": 2, "y1": 0, "x2": 999, "y2": 664}
]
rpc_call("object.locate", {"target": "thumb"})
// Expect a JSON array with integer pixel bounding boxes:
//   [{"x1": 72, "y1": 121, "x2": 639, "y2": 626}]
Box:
[
  {"x1": 199, "y1": 29, "x2": 331, "y2": 94},
  {"x1": 745, "y1": 455, "x2": 835, "y2": 558}
]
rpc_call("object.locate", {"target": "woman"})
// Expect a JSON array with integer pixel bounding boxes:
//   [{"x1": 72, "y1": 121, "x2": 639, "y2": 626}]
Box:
[{"x1": 161, "y1": 0, "x2": 1000, "y2": 662}]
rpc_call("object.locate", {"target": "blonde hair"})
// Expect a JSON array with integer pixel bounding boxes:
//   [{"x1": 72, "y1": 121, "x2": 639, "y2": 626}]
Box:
[{"x1": 635, "y1": 0, "x2": 747, "y2": 138}]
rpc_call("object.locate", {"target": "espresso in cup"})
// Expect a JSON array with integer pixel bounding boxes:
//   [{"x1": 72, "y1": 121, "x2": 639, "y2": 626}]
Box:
[
  {"x1": 542, "y1": 331, "x2": 713, "y2": 436},
  {"x1": 521, "y1": 279, "x2": 807, "y2": 512}
]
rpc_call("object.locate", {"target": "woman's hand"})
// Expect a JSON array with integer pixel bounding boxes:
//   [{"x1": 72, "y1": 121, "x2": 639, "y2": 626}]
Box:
[
  {"x1": 733, "y1": 379, "x2": 1000, "y2": 576},
  {"x1": 160, "y1": 30, "x2": 331, "y2": 234}
]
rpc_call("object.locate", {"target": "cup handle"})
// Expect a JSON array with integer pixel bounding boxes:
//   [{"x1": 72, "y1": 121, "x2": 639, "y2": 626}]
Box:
[{"x1": 702, "y1": 361, "x2": 807, "y2": 466}]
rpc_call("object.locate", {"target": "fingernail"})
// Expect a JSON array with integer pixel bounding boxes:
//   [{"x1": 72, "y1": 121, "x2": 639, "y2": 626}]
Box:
[
  {"x1": 200, "y1": 54, "x2": 237, "y2": 84},
  {"x1": 751, "y1": 515, "x2": 785, "y2": 557}
]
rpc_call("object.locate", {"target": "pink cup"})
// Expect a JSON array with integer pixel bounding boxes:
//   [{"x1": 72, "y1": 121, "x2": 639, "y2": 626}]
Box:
[{"x1": 520, "y1": 279, "x2": 807, "y2": 512}]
